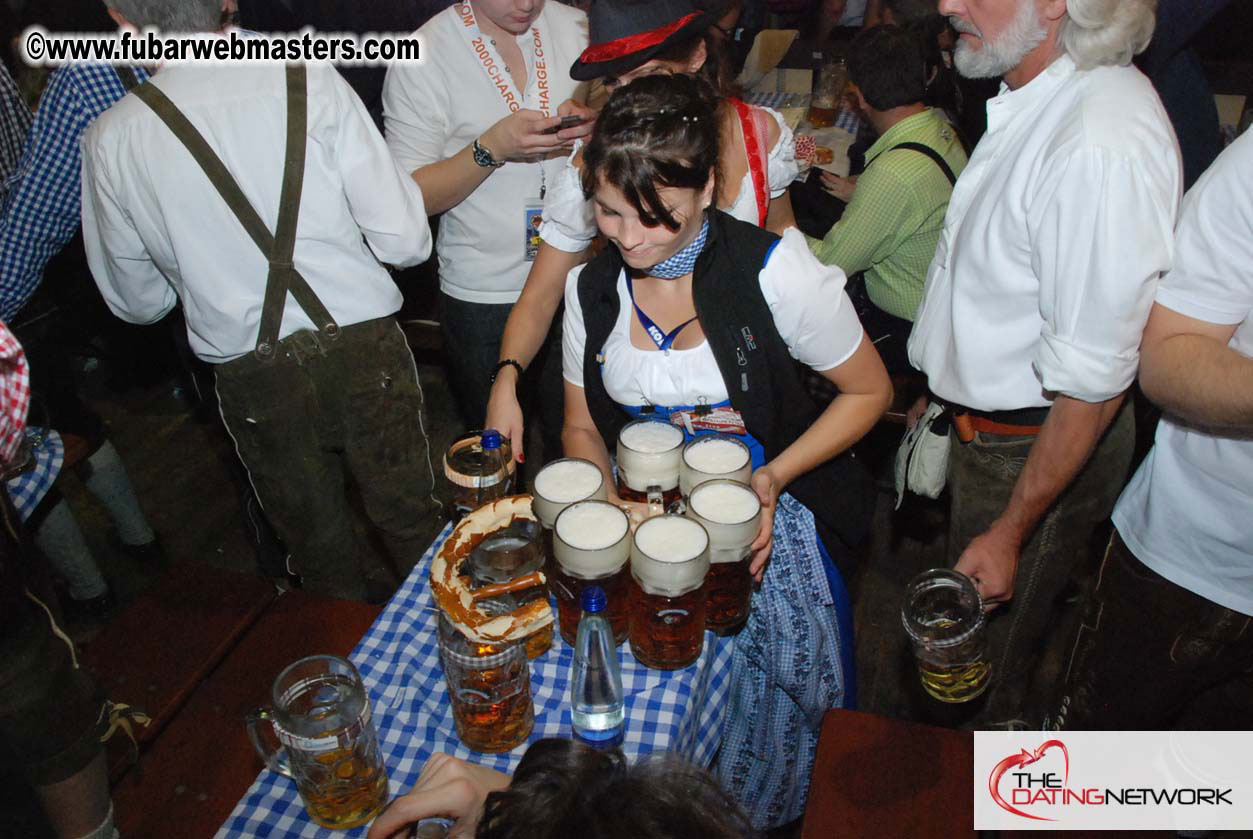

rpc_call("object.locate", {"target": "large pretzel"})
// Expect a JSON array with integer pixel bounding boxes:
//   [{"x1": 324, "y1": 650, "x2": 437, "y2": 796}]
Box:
[{"x1": 430, "y1": 495, "x2": 553, "y2": 644}]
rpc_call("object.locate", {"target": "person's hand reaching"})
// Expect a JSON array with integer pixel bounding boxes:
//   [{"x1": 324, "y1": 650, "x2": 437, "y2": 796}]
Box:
[
  {"x1": 819, "y1": 171, "x2": 858, "y2": 203},
  {"x1": 366, "y1": 753, "x2": 510, "y2": 839}
]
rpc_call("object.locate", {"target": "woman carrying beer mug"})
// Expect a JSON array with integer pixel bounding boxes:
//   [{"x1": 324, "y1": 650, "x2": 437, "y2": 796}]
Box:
[{"x1": 559, "y1": 74, "x2": 891, "y2": 829}]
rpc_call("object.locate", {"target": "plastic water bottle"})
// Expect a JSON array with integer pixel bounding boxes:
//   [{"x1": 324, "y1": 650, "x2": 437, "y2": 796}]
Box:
[{"x1": 570, "y1": 585, "x2": 625, "y2": 749}]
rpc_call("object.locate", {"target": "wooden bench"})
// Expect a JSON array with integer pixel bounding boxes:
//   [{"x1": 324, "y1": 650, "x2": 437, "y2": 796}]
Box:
[
  {"x1": 77, "y1": 562, "x2": 278, "y2": 781},
  {"x1": 802, "y1": 709, "x2": 974, "y2": 839}
]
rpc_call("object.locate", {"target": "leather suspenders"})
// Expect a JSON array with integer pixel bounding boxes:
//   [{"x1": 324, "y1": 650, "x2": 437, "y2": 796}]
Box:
[
  {"x1": 128, "y1": 65, "x2": 339, "y2": 361},
  {"x1": 113, "y1": 66, "x2": 139, "y2": 91}
]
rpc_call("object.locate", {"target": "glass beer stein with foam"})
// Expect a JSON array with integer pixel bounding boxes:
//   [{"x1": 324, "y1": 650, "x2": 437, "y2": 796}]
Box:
[
  {"x1": 551, "y1": 500, "x2": 632, "y2": 645},
  {"x1": 679, "y1": 435, "x2": 752, "y2": 498},
  {"x1": 531, "y1": 457, "x2": 608, "y2": 575},
  {"x1": 628, "y1": 515, "x2": 711, "y2": 669},
  {"x1": 616, "y1": 420, "x2": 684, "y2": 513},
  {"x1": 686, "y1": 479, "x2": 760, "y2": 633}
]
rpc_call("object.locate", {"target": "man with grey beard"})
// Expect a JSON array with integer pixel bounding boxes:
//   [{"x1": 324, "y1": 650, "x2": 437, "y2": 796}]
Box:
[{"x1": 906, "y1": 0, "x2": 1181, "y2": 727}]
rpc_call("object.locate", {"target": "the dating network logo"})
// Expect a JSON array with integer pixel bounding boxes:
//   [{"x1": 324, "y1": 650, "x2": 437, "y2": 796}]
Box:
[
  {"x1": 986, "y1": 736, "x2": 1233, "y2": 822},
  {"x1": 976, "y1": 732, "x2": 1246, "y2": 830}
]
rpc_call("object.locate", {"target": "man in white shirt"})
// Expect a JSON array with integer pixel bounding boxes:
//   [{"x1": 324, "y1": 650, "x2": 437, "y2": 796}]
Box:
[
  {"x1": 81, "y1": 1, "x2": 434, "y2": 601},
  {"x1": 1053, "y1": 131, "x2": 1253, "y2": 730},
  {"x1": 906, "y1": 0, "x2": 1180, "y2": 724},
  {"x1": 382, "y1": 0, "x2": 587, "y2": 442}
]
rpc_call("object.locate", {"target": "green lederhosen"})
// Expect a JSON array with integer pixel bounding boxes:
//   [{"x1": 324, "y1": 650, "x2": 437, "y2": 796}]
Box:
[{"x1": 131, "y1": 67, "x2": 429, "y2": 599}]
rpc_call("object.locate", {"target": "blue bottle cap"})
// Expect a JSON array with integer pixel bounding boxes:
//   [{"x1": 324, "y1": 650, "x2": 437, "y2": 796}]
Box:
[
  {"x1": 480, "y1": 429, "x2": 503, "y2": 450},
  {"x1": 581, "y1": 585, "x2": 607, "y2": 613}
]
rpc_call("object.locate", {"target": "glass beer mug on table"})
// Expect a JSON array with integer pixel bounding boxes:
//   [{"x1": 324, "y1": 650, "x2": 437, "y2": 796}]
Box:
[
  {"x1": 808, "y1": 53, "x2": 849, "y2": 129},
  {"x1": 679, "y1": 435, "x2": 752, "y2": 498},
  {"x1": 531, "y1": 457, "x2": 608, "y2": 575},
  {"x1": 686, "y1": 479, "x2": 761, "y2": 633},
  {"x1": 616, "y1": 419, "x2": 684, "y2": 514},
  {"x1": 245, "y1": 655, "x2": 389, "y2": 830},
  {"x1": 438, "y1": 613, "x2": 535, "y2": 753},
  {"x1": 628, "y1": 514, "x2": 711, "y2": 670},
  {"x1": 901, "y1": 569, "x2": 991, "y2": 703},
  {"x1": 551, "y1": 500, "x2": 632, "y2": 646},
  {"x1": 443, "y1": 429, "x2": 514, "y2": 520}
]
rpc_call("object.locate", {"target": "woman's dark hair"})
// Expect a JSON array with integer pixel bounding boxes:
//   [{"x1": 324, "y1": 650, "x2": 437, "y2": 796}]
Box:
[
  {"x1": 477, "y1": 738, "x2": 756, "y2": 839},
  {"x1": 581, "y1": 73, "x2": 721, "y2": 231},
  {"x1": 649, "y1": 26, "x2": 740, "y2": 99},
  {"x1": 847, "y1": 25, "x2": 929, "y2": 112}
]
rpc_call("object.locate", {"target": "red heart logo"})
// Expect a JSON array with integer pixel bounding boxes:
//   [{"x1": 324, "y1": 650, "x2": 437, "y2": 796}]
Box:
[{"x1": 988, "y1": 739, "x2": 1070, "y2": 821}]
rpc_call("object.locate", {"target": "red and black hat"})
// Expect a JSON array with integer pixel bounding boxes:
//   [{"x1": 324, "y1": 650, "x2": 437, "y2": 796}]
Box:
[{"x1": 569, "y1": 0, "x2": 717, "y2": 82}]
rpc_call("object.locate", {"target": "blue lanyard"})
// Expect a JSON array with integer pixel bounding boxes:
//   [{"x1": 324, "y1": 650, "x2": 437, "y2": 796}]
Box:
[{"x1": 625, "y1": 274, "x2": 698, "y2": 351}]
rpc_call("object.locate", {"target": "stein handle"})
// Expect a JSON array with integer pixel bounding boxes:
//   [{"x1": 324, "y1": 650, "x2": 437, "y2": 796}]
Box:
[
  {"x1": 246, "y1": 707, "x2": 294, "y2": 778},
  {"x1": 646, "y1": 484, "x2": 665, "y2": 518}
]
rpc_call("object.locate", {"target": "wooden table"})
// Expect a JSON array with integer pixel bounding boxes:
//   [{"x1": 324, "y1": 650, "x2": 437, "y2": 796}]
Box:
[
  {"x1": 104, "y1": 582, "x2": 382, "y2": 839},
  {"x1": 802, "y1": 709, "x2": 975, "y2": 839}
]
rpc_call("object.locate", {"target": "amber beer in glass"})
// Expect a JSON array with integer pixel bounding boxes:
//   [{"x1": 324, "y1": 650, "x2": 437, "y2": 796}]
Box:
[
  {"x1": 628, "y1": 515, "x2": 710, "y2": 669},
  {"x1": 679, "y1": 435, "x2": 752, "y2": 498},
  {"x1": 687, "y1": 479, "x2": 761, "y2": 633},
  {"x1": 532, "y1": 457, "x2": 607, "y2": 577},
  {"x1": 616, "y1": 420, "x2": 684, "y2": 512},
  {"x1": 551, "y1": 500, "x2": 631, "y2": 645},
  {"x1": 438, "y1": 615, "x2": 535, "y2": 752},
  {"x1": 901, "y1": 569, "x2": 991, "y2": 703},
  {"x1": 245, "y1": 655, "x2": 389, "y2": 829}
]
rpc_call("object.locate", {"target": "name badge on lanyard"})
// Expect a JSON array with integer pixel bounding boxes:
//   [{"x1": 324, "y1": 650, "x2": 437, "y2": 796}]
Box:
[{"x1": 457, "y1": 1, "x2": 552, "y2": 262}]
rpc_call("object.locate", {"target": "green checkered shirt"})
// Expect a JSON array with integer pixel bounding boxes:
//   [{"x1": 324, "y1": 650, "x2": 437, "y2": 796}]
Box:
[{"x1": 808, "y1": 108, "x2": 967, "y2": 321}]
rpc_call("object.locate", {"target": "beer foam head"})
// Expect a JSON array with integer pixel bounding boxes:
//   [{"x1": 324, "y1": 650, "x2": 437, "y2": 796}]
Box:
[
  {"x1": 683, "y1": 437, "x2": 749, "y2": 475},
  {"x1": 617, "y1": 421, "x2": 684, "y2": 492},
  {"x1": 634, "y1": 515, "x2": 708, "y2": 562},
  {"x1": 534, "y1": 459, "x2": 603, "y2": 504},
  {"x1": 631, "y1": 515, "x2": 709, "y2": 595},
  {"x1": 618, "y1": 421, "x2": 683, "y2": 453},
  {"x1": 690, "y1": 481, "x2": 760, "y2": 524},
  {"x1": 555, "y1": 500, "x2": 629, "y2": 552}
]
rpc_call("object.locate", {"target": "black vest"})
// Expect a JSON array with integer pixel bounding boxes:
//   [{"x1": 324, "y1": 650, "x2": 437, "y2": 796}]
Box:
[{"x1": 576, "y1": 210, "x2": 872, "y2": 549}]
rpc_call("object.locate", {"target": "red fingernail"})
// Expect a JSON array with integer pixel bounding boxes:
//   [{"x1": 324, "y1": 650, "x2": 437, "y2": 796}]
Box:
[{"x1": 517, "y1": 453, "x2": 526, "y2": 464}]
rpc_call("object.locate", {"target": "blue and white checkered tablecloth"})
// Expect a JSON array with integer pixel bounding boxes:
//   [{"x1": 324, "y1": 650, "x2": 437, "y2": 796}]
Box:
[
  {"x1": 744, "y1": 91, "x2": 864, "y2": 136},
  {"x1": 216, "y1": 522, "x2": 736, "y2": 838}
]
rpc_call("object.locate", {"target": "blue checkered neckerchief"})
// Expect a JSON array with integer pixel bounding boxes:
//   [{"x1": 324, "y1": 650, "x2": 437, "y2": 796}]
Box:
[
  {"x1": 0, "y1": 63, "x2": 149, "y2": 322},
  {"x1": 646, "y1": 217, "x2": 708, "y2": 279}
]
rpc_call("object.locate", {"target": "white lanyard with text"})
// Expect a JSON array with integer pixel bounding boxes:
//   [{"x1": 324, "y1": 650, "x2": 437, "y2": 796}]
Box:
[{"x1": 455, "y1": 1, "x2": 553, "y2": 119}]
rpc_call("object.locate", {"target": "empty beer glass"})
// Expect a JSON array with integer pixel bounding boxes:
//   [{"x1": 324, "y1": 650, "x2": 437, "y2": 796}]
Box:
[
  {"x1": 679, "y1": 435, "x2": 752, "y2": 498},
  {"x1": 687, "y1": 479, "x2": 760, "y2": 633},
  {"x1": 245, "y1": 655, "x2": 389, "y2": 830},
  {"x1": 551, "y1": 500, "x2": 632, "y2": 646},
  {"x1": 532, "y1": 457, "x2": 608, "y2": 576},
  {"x1": 901, "y1": 569, "x2": 991, "y2": 703},
  {"x1": 438, "y1": 614, "x2": 535, "y2": 753},
  {"x1": 616, "y1": 420, "x2": 684, "y2": 513},
  {"x1": 629, "y1": 514, "x2": 710, "y2": 669}
]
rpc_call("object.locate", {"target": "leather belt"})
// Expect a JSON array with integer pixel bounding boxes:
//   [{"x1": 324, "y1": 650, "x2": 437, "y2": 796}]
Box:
[{"x1": 949, "y1": 405, "x2": 1049, "y2": 442}]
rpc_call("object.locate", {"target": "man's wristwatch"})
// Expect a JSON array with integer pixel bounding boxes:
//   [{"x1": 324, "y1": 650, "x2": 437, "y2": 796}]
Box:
[{"x1": 472, "y1": 138, "x2": 505, "y2": 169}]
